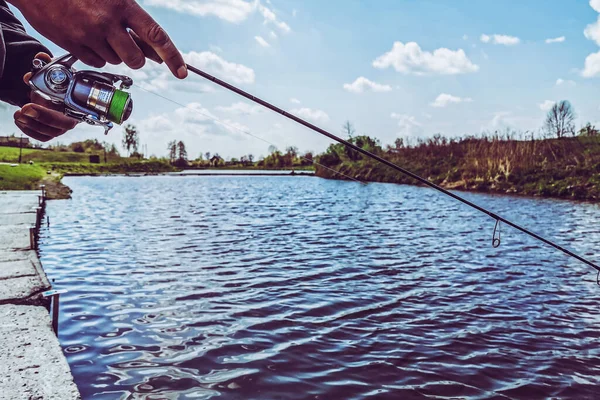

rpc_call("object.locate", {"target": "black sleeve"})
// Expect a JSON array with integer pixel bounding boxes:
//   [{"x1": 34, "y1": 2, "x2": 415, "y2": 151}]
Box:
[{"x1": 0, "y1": 1, "x2": 50, "y2": 107}]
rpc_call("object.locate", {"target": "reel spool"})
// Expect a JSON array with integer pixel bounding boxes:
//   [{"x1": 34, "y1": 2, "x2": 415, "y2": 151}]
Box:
[{"x1": 28, "y1": 54, "x2": 134, "y2": 134}]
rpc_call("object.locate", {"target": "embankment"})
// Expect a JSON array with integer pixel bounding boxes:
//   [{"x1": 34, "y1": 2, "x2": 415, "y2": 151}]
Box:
[
  {"x1": 0, "y1": 190, "x2": 80, "y2": 399},
  {"x1": 316, "y1": 135, "x2": 600, "y2": 201}
]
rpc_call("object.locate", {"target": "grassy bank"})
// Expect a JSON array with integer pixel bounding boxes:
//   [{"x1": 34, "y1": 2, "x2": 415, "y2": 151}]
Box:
[{"x1": 315, "y1": 134, "x2": 600, "y2": 201}]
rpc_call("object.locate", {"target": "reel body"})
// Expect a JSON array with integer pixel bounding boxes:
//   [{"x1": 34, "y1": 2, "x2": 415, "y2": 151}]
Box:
[{"x1": 28, "y1": 54, "x2": 134, "y2": 134}]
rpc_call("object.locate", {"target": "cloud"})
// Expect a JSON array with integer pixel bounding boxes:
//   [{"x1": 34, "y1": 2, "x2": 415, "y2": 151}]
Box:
[
  {"x1": 184, "y1": 51, "x2": 255, "y2": 84},
  {"x1": 290, "y1": 98, "x2": 301, "y2": 104},
  {"x1": 257, "y1": 3, "x2": 291, "y2": 33},
  {"x1": 144, "y1": 0, "x2": 290, "y2": 32},
  {"x1": 343, "y1": 77, "x2": 392, "y2": 93},
  {"x1": 556, "y1": 78, "x2": 576, "y2": 87},
  {"x1": 270, "y1": 31, "x2": 277, "y2": 39},
  {"x1": 545, "y1": 36, "x2": 566, "y2": 44},
  {"x1": 215, "y1": 101, "x2": 263, "y2": 115},
  {"x1": 480, "y1": 34, "x2": 520, "y2": 45},
  {"x1": 539, "y1": 100, "x2": 556, "y2": 111},
  {"x1": 585, "y1": 17, "x2": 600, "y2": 46},
  {"x1": 430, "y1": 93, "x2": 473, "y2": 108},
  {"x1": 144, "y1": 0, "x2": 254, "y2": 23},
  {"x1": 391, "y1": 113, "x2": 423, "y2": 136},
  {"x1": 291, "y1": 108, "x2": 330, "y2": 123},
  {"x1": 372, "y1": 41, "x2": 479, "y2": 75},
  {"x1": 255, "y1": 36, "x2": 270, "y2": 47},
  {"x1": 582, "y1": 51, "x2": 600, "y2": 77},
  {"x1": 591, "y1": 0, "x2": 600, "y2": 13}
]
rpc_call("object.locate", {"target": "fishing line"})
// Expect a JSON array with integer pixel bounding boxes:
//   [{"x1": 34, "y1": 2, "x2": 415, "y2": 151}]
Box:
[
  {"x1": 180, "y1": 63, "x2": 600, "y2": 279},
  {"x1": 133, "y1": 85, "x2": 367, "y2": 186}
]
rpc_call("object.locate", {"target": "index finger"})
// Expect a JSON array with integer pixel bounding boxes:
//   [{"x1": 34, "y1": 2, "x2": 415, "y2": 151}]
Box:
[{"x1": 126, "y1": 5, "x2": 187, "y2": 79}]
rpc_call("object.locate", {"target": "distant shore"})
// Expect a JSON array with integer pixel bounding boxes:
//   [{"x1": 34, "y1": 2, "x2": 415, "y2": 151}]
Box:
[{"x1": 314, "y1": 135, "x2": 600, "y2": 202}]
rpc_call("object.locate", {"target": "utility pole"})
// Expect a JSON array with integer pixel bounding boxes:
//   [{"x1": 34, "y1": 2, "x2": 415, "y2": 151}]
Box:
[{"x1": 18, "y1": 134, "x2": 23, "y2": 164}]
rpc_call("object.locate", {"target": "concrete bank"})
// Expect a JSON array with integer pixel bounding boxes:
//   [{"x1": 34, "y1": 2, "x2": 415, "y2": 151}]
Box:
[{"x1": 0, "y1": 190, "x2": 80, "y2": 399}]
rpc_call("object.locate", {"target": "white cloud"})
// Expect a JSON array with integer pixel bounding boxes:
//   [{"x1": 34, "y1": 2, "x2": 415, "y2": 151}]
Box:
[
  {"x1": 290, "y1": 98, "x2": 301, "y2": 104},
  {"x1": 539, "y1": 100, "x2": 556, "y2": 111},
  {"x1": 215, "y1": 101, "x2": 263, "y2": 115},
  {"x1": 585, "y1": 17, "x2": 600, "y2": 46},
  {"x1": 372, "y1": 41, "x2": 479, "y2": 75},
  {"x1": 144, "y1": 0, "x2": 291, "y2": 33},
  {"x1": 391, "y1": 113, "x2": 423, "y2": 136},
  {"x1": 480, "y1": 34, "x2": 520, "y2": 46},
  {"x1": 255, "y1": 36, "x2": 270, "y2": 47},
  {"x1": 430, "y1": 93, "x2": 473, "y2": 108},
  {"x1": 591, "y1": 0, "x2": 600, "y2": 13},
  {"x1": 270, "y1": 31, "x2": 277, "y2": 39},
  {"x1": 291, "y1": 108, "x2": 330, "y2": 123},
  {"x1": 144, "y1": 0, "x2": 254, "y2": 23},
  {"x1": 257, "y1": 3, "x2": 291, "y2": 33},
  {"x1": 184, "y1": 51, "x2": 255, "y2": 84},
  {"x1": 343, "y1": 77, "x2": 392, "y2": 93},
  {"x1": 556, "y1": 78, "x2": 576, "y2": 86},
  {"x1": 545, "y1": 36, "x2": 566, "y2": 44},
  {"x1": 582, "y1": 50, "x2": 600, "y2": 77}
]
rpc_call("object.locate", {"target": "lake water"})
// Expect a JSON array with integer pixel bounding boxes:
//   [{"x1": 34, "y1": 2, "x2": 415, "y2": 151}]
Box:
[{"x1": 39, "y1": 175, "x2": 600, "y2": 399}]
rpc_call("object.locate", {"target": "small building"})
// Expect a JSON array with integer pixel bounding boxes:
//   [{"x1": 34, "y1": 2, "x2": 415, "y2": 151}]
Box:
[
  {"x1": 0, "y1": 136, "x2": 30, "y2": 147},
  {"x1": 210, "y1": 155, "x2": 223, "y2": 167}
]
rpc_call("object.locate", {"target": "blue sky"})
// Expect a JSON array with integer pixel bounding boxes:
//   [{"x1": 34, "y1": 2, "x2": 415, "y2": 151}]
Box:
[{"x1": 3, "y1": 0, "x2": 600, "y2": 160}]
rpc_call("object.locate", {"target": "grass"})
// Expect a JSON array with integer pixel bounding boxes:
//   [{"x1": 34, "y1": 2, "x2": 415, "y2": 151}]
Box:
[
  {"x1": 0, "y1": 164, "x2": 46, "y2": 190},
  {"x1": 0, "y1": 146, "x2": 122, "y2": 163}
]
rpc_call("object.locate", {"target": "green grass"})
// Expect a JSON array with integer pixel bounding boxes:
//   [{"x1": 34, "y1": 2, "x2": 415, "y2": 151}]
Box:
[
  {"x1": 0, "y1": 146, "x2": 123, "y2": 163},
  {"x1": 0, "y1": 164, "x2": 46, "y2": 190}
]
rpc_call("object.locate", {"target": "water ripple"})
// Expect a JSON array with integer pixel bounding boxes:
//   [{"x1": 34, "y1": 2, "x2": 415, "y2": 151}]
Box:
[{"x1": 38, "y1": 176, "x2": 600, "y2": 399}]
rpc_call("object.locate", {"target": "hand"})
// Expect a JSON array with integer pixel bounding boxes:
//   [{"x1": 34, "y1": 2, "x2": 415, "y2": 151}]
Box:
[
  {"x1": 7, "y1": 0, "x2": 187, "y2": 78},
  {"x1": 14, "y1": 53, "x2": 79, "y2": 142}
]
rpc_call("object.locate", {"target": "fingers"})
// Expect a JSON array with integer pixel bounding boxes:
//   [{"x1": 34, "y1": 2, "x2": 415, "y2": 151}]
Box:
[
  {"x1": 130, "y1": 30, "x2": 162, "y2": 64},
  {"x1": 70, "y1": 44, "x2": 106, "y2": 68},
  {"x1": 126, "y1": 6, "x2": 187, "y2": 79},
  {"x1": 94, "y1": 41, "x2": 122, "y2": 65},
  {"x1": 23, "y1": 53, "x2": 52, "y2": 85},
  {"x1": 14, "y1": 105, "x2": 78, "y2": 142},
  {"x1": 14, "y1": 121, "x2": 53, "y2": 142},
  {"x1": 107, "y1": 31, "x2": 146, "y2": 69}
]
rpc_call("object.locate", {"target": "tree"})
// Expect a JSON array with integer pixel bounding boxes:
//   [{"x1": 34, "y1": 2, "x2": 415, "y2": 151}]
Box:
[
  {"x1": 544, "y1": 100, "x2": 576, "y2": 139},
  {"x1": 205, "y1": 152, "x2": 211, "y2": 161},
  {"x1": 268, "y1": 145, "x2": 278, "y2": 154},
  {"x1": 122, "y1": 124, "x2": 140, "y2": 156},
  {"x1": 579, "y1": 122, "x2": 599, "y2": 137},
  {"x1": 177, "y1": 141, "x2": 188, "y2": 161},
  {"x1": 168, "y1": 140, "x2": 177, "y2": 163},
  {"x1": 342, "y1": 121, "x2": 356, "y2": 138},
  {"x1": 248, "y1": 154, "x2": 254, "y2": 163}
]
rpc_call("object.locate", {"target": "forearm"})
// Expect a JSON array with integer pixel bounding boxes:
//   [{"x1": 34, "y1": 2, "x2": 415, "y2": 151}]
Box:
[{"x1": 0, "y1": 0, "x2": 50, "y2": 106}]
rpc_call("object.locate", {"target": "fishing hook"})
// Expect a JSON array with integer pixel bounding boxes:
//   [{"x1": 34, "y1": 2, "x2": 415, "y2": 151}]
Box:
[{"x1": 492, "y1": 219, "x2": 501, "y2": 248}]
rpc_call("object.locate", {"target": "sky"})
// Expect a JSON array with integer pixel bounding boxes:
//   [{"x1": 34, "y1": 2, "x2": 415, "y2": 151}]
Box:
[{"x1": 3, "y1": 0, "x2": 600, "y2": 160}]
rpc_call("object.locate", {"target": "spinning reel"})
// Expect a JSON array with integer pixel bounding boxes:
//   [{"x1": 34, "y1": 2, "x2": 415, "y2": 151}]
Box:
[{"x1": 28, "y1": 54, "x2": 134, "y2": 134}]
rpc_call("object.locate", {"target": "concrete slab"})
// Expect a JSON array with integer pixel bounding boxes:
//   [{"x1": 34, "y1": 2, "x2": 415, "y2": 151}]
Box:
[
  {"x1": 0, "y1": 191, "x2": 80, "y2": 398},
  {"x1": 0, "y1": 304, "x2": 80, "y2": 400}
]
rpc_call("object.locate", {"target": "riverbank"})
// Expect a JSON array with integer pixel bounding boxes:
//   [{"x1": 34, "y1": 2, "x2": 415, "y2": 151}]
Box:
[
  {"x1": 315, "y1": 135, "x2": 600, "y2": 201},
  {"x1": 0, "y1": 190, "x2": 80, "y2": 399}
]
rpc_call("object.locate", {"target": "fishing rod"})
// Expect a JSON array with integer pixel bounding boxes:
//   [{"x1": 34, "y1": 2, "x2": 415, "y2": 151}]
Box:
[{"x1": 184, "y1": 63, "x2": 600, "y2": 279}]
